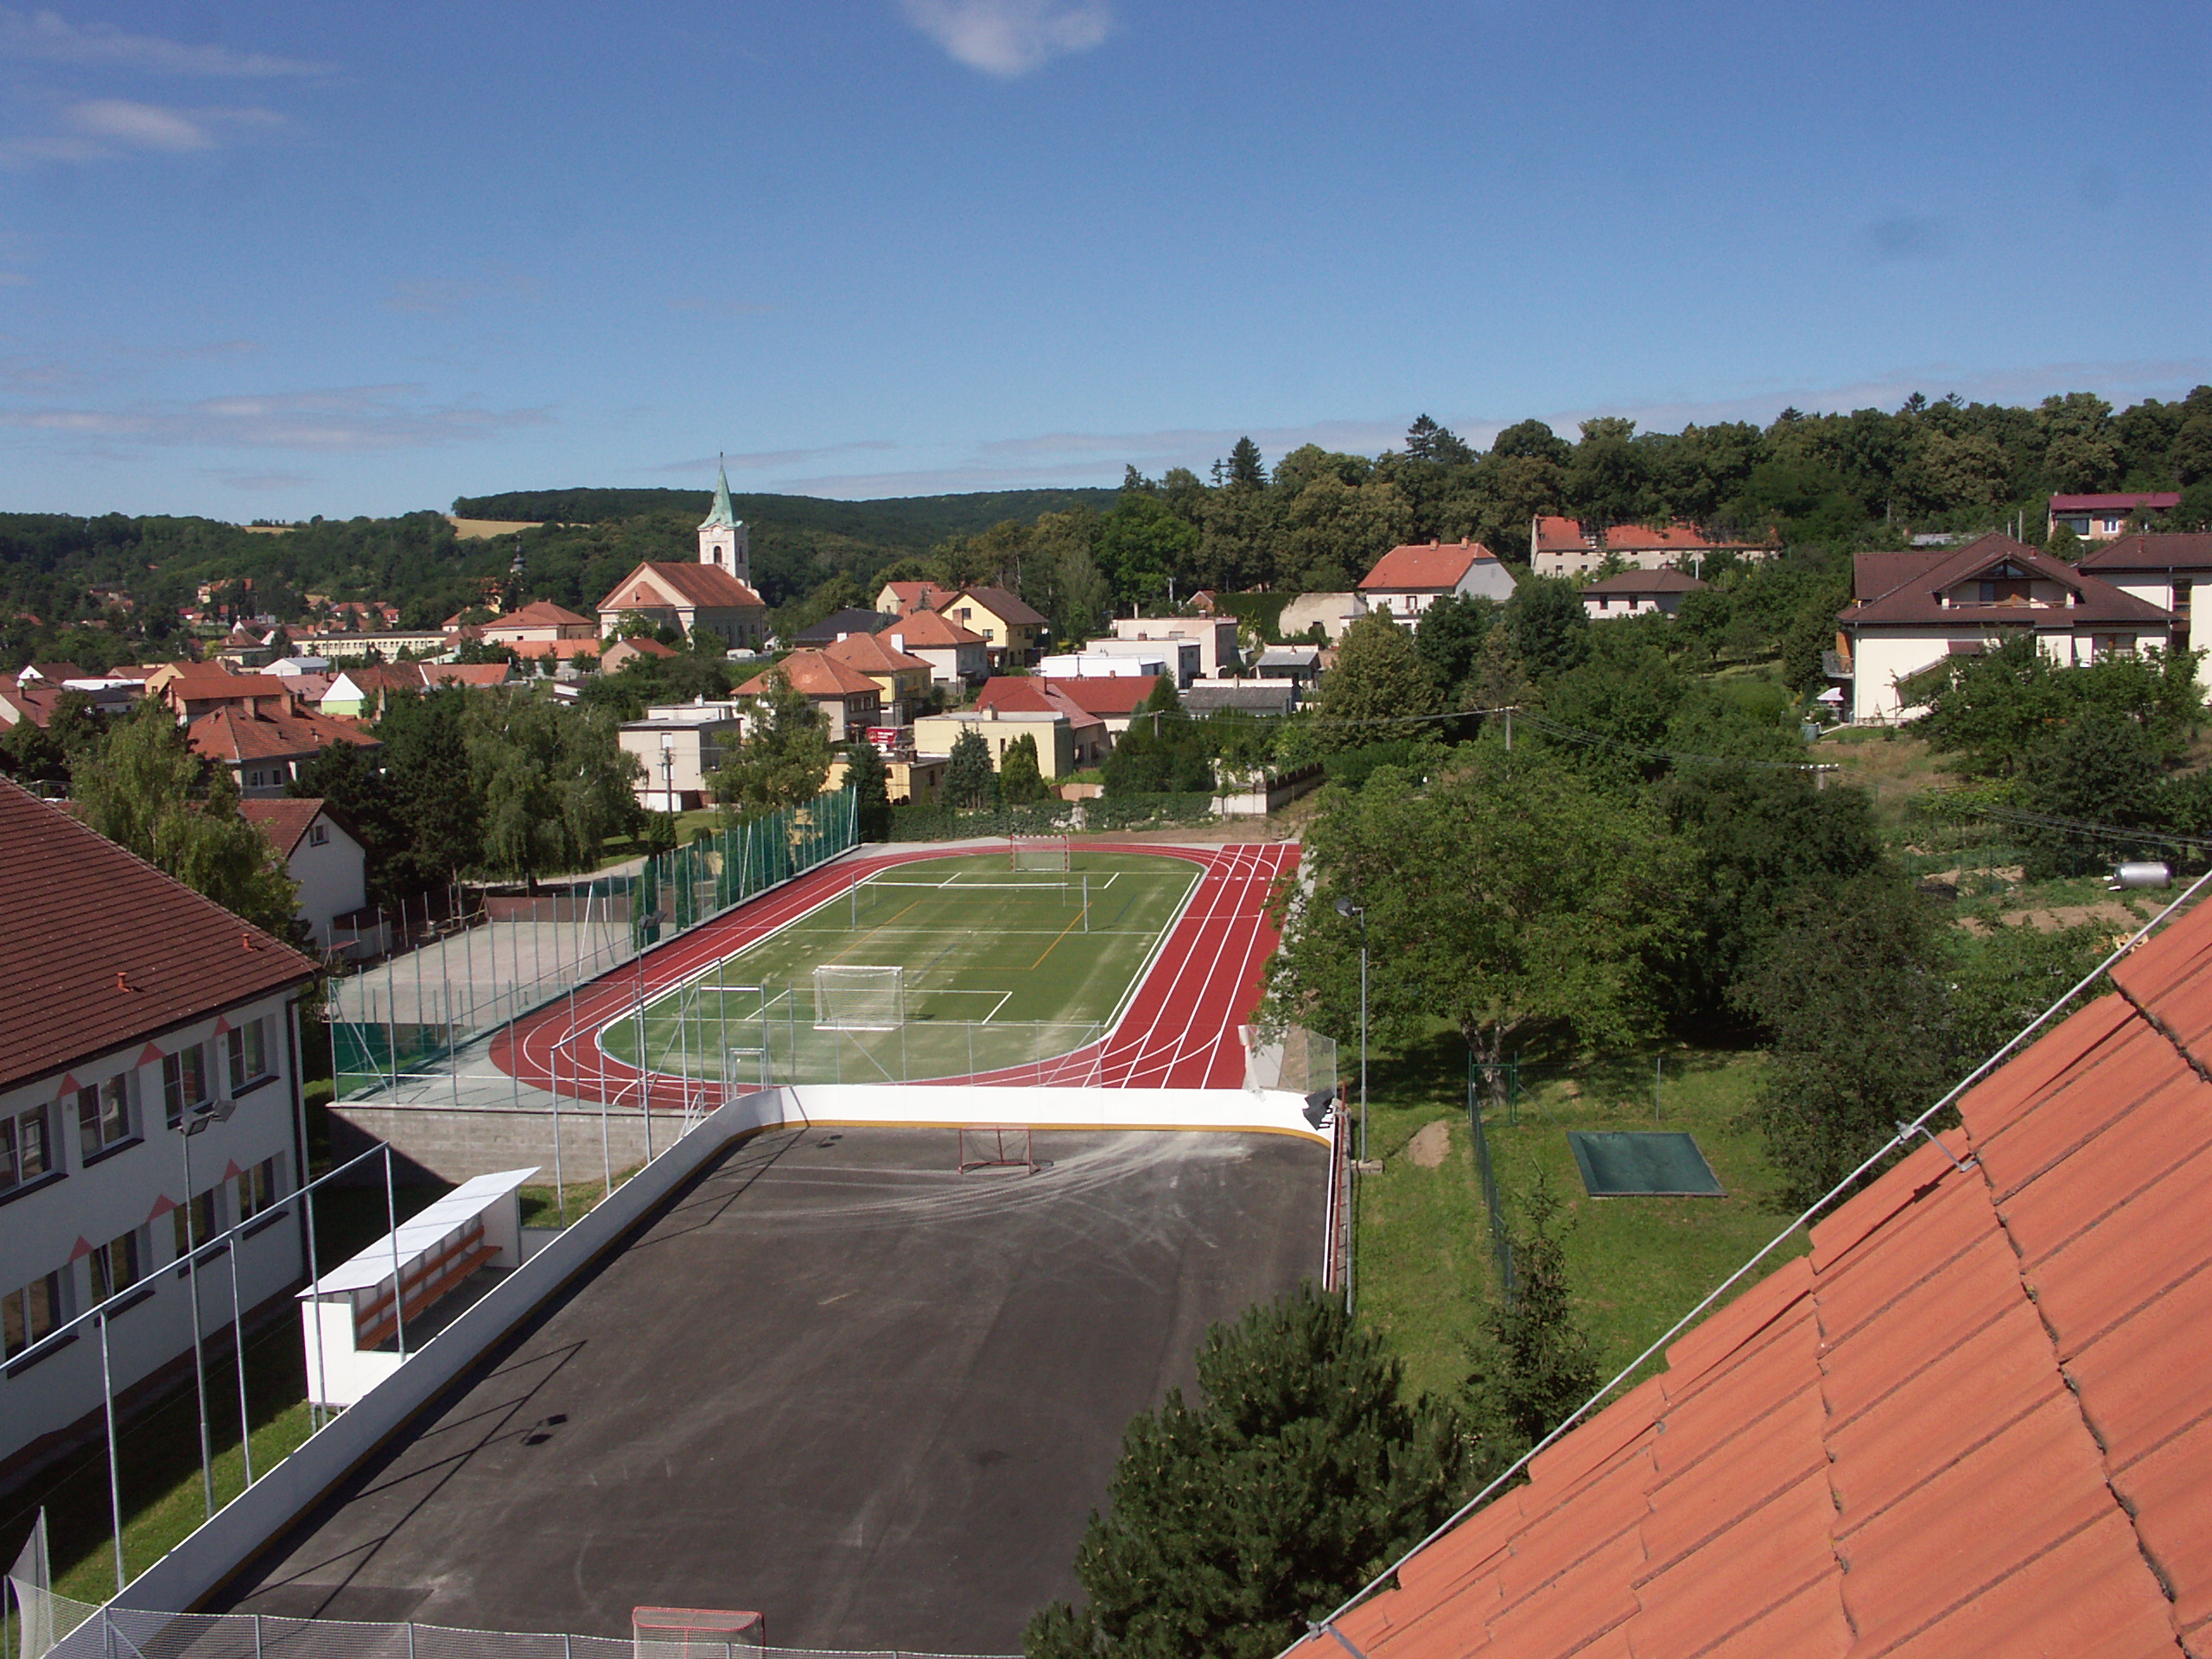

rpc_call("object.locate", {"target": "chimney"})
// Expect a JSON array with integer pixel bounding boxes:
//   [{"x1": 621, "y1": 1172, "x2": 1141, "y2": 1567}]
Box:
[{"x1": 891, "y1": 634, "x2": 905, "y2": 653}]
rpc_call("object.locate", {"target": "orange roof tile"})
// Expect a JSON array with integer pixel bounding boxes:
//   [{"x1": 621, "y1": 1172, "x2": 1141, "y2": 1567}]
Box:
[
  {"x1": 1360, "y1": 540, "x2": 1500, "y2": 591},
  {"x1": 1281, "y1": 894, "x2": 2212, "y2": 1659},
  {"x1": 821, "y1": 632, "x2": 930, "y2": 676},
  {"x1": 876, "y1": 611, "x2": 984, "y2": 649},
  {"x1": 1039, "y1": 675, "x2": 1160, "y2": 717},
  {"x1": 933, "y1": 585, "x2": 1046, "y2": 626},
  {"x1": 597, "y1": 561, "x2": 766, "y2": 612},
  {"x1": 734, "y1": 651, "x2": 881, "y2": 699}
]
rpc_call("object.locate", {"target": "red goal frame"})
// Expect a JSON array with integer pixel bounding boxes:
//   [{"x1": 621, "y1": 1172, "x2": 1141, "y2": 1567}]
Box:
[{"x1": 958, "y1": 1124, "x2": 1037, "y2": 1174}]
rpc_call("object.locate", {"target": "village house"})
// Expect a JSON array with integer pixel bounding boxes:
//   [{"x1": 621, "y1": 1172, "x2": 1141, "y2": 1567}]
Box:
[
  {"x1": 475, "y1": 601, "x2": 597, "y2": 648},
  {"x1": 236, "y1": 798, "x2": 369, "y2": 951},
  {"x1": 1833, "y1": 533, "x2": 2171, "y2": 722},
  {"x1": 1581, "y1": 569, "x2": 1712, "y2": 619},
  {"x1": 913, "y1": 679, "x2": 1107, "y2": 779},
  {"x1": 188, "y1": 699, "x2": 381, "y2": 797},
  {"x1": 1358, "y1": 540, "x2": 1516, "y2": 623},
  {"x1": 1276, "y1": 591, "x2": 1367, "y2": 644},
  {"x1": 1531, "y1": 515, "x2": 1778, "y2": 577},
  {"x1": 618, "y1": 702, "x2": 747, "y2": 812},
  {"x1": 2078, "y1": 532, "x2": 2212, "y2": 672},
  {"x1": 874, "y1": 580, "x2": 957, "y2": 617},
  {"x1": 932, "y1": 588, "x2": 1046, "y2": 667},
  {"x1": 874, "y1": 611, "x2": 987, "y2": 688},
  {"x1": 1107, "y1": 615, "x2": 1241, "y2": 679},
  {"x1": 821, "y1": 632, "x2": 932, "y2": 724},
  {"x1": 2049, "y1": 492, "x2": 2183, "y2": 541},
  {"x1": 315, "y1": 662, "x2": 513, "y2": 720},
  {"x1": 1040, "y1": 675, "x2": 1162, "y2": 738},
  {"x1": 734, "y1": 653, "x2": 881, "y2": 742}
]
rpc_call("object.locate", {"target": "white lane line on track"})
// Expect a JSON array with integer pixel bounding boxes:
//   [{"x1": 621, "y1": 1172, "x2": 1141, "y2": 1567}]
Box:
[{"x1": 1102, "y1": 844, "x2": 1255, "y2": 1087}]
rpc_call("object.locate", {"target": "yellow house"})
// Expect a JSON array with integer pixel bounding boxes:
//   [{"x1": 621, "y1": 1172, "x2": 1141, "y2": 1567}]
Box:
[
  {"x1": 827, "y1": 751, "x2": 946, "y2": 804},
  {"x1": 933, "y1": 586, "x2": 1046, "y2": 665},
  {"x1": 822, "y1": 631, "x2": 931, "y2": 719}
]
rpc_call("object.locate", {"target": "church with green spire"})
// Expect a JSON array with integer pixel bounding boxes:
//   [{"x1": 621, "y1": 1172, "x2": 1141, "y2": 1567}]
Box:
[{"x1": 697, "y1": 459, "x2": 749, "y2": 587}]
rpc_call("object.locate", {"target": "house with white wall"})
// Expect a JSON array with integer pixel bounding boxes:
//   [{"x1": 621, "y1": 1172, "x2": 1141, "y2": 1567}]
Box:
[
  {"x1": 1357, "y1": 541, "x2": 1516, "y2": 624},
  {"x1": 1107, "y1": 616, "x2": 1240, "y2": 679},
  {"x1": 0, "y1": 779, "x2": 320, "y2": 1477},
  {"x1": 1581, "y1": 569, "x2": 1711, "y2": 619},
  {"x1": 1833, "y1": 534, "x2": 2173, "y2": 722},
  {"x1": 2049, "y1": 493, "x2": 2183, "y2": 542},
  {"x1": 618, "y1": 702, "x2": 747, "y2": 811},
  {"x1": 237, "y1": 798, "x2": 368, "y2": 951},
  {"x1": 2076, "y1": 532, "x2": 2212, "y2": 673}
]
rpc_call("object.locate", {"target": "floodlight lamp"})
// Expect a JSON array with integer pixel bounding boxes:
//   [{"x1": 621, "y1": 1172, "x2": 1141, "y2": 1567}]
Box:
[{"x1": 1334, "y1": 897, "x2": 1357, "y2": 918}]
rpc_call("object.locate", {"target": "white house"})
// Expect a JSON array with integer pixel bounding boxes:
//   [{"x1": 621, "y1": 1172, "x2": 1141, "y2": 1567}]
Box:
[
  {"x1": 1277, "y1": 592, "x2": 1367, "y2": 644},
  {"x1": 1068, "y1": 636, "x2": 1202, "y2": 687},
  {"x1": 1107, "y1": 616, "x2": 1240, "y2": 679},
  {"x1": 237, "y1": 798, "x2": 368, "y2": 951},
  {"x1": 2076, "y1": 532, "x2": 2212, "y2": 674},
  {"x1": 1834, "y1": 534, "x2": 2173, "y2": 722},
  {"x1": 0, "y1": 779, "x2": 319, "y2": 1475},
  {"x1": 1357, "y1": 541, "x2": 1516, "y2": 624},
  {"x1": 619, "y1": 702, "x2": 748, "y2": 812}
]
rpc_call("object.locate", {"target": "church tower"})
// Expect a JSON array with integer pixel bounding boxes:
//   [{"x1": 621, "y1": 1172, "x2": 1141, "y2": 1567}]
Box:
[{"x1": 698, "y1": 459, "x2": 749, "y2": 585}]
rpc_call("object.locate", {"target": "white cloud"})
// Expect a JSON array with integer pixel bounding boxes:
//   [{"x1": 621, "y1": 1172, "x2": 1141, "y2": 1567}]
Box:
[
  {"x1": 648, "y1": 441, "x2": 896, "y2": 475},
  {"x1": 68, "y1": 97, "x2": 209, "y2": 149},
  {"x1": 0, "y1": 7, "x2": 327, "y2": 76},
  {"x1": 0, "y1": 384, "x2": 552, "y2": 453},
  {"x1": 899, "y1": 0, "x2": 1111, "y2": 76},
  {"x1": 0, "y1": 98, "x2": 283, "y2": 165}
]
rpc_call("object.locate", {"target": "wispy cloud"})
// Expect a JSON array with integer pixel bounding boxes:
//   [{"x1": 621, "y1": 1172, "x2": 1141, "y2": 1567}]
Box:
[
  {"x1": 647, "y1": 441, "x2": 897, "y2": 475},
  {"x1": 899, "y1": 0, "x2": 1111, "y2": 76},
  {"x1": 0, "y1": 7, "x2": 327, "y2": 76},
  {"x1": 382, "y1": 272, "x2": 542, "y2": 317},
  {"x1": 0, "y1": 384, "x2": 551, "y2": 452},
  {"x1": 0, "y1": 97, "x2": 283, "y2": 165}
]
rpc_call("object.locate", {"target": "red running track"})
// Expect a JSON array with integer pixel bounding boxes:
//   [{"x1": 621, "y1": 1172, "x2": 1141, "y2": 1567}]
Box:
[{"x1": 489, "y1": 841, "x2": 1300, "y2": 1109}]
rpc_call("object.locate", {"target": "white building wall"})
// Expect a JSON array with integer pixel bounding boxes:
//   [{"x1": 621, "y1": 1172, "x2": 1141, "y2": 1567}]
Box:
[
  {"x1": 0, "y1": 990, "x2": 306, "y2": 1467},
  {"x1": 1109, "y1": 618, "x2": 1240, "y2": 678},
  {"x1": 1847, "y1": 624, "x2": 2173, "y2": 721},
  {"x1": 287, "y1": 818, "x2": 366, "y2": 949}
]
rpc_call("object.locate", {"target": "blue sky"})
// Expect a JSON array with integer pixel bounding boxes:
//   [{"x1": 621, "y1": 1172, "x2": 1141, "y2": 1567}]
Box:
[{"x1": 1, "y1": 0, "x2": 2206, "y2": 519}]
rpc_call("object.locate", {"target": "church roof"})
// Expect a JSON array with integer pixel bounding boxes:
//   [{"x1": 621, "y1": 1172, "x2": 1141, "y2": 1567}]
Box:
[
  {"x1": 596, "y1": 562, "x2": 766, "y2": 613},
  {"x1": 699, "y1": 461, "x2": 739, "y2": 531}
]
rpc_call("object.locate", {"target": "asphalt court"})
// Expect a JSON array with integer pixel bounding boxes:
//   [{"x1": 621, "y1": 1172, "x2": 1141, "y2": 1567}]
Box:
[{"x1": 219, "y1": 1127, "x2": 1327, "y2": 1653}]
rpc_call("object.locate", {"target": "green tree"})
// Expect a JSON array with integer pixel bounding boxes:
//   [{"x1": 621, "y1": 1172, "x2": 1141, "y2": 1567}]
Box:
[
  {"x1": 1412, "y1": 593, "x2": 1497, "y2": 698},
  {"x1": 1096, "y1": 491, "x2": 1199, "y2": 607},
  {"x1": 1468, "y1": 1171, "x2": 1600, "y2": 1448},
  {"x1": 71, "y1": 704, "x2": 299, "y2": 938},
  {"x1": 944, "y1": 726, "x2": 996, "y2": 809},
  {"x1": 843, "y1": 738, "x2": 891, "y2": 839},
  {"x1": 715, "y1": 670, "x2": 834, "y2": 818},
  {"x1": 463, "y1": 691, "x2": 642, "y2": 887},
  {"x1": 997, "y1": 732, "x2": 1048, "y2": 804},
  {"x1": 1270, "y1": 751, "x2": 1694, "y2": 1092},
  {"x1": 1503, "y1": 575, "x2": 1591, "y2": 682},
  {"x1": 289, "y1": 740, "x2": 411, "y2": 906},
  {"x1": 1024, "y1": 1286, "x2": 1467, "y2": 1659},
  {"x1": 2017, "y1": 706, "x2": 2165, "y2": 877},
  {"x1": 1732, "y1": 873, "x2": 1955, "y2": 1205},
  {"x1": 373, "y1": 688, "x2": 484, "y2": 891},
  {"x1": 1313, "y1": 612, "x2": 1441, "y2": 751}
]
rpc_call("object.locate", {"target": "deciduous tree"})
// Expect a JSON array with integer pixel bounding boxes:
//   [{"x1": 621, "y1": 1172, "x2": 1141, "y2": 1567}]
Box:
[
  {"x1": 1313, "y1": 612, "x2": 1440, "y2": 751},
  {"x1": 944, "y1": 726, "x2": 996, "y2": 809},
  {"x1": 715, "y1": 670, "x2": 833, "y2": 819}
]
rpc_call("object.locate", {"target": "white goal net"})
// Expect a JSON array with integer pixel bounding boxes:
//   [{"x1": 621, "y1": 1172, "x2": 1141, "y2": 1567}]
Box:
[
  {"x1": 813, "y1": 963, "x2": 906, "y2": 1030},
  {"x1": 633, "y1": 1606, "x2": 765, "y2": 1659},
  {"x1": 1010, "y1": 835, "x2": 1071, "y2": 872}
]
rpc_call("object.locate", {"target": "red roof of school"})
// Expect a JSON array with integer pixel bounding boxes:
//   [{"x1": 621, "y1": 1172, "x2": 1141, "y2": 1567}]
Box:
[
  {"x1": 1360, "y1": 540, "x2": 1500, "y2": 591},
  {"x1": 0, "y1": 778, "x2": 319, "y2": 1092},
  {"x1": 1284, "y1": 898, "x2": 2212, "y2": 1659},
  {"x1": 2050, "y1": 493, "x2": 2182, "y2": 513},
  {"x1": 1039, "y1": 675, "x2": 1161, "y2": 717}
]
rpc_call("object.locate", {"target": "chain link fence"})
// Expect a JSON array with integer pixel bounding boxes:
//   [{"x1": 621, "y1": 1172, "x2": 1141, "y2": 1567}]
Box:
[{"x1": 12, "y1": 1589, "x2": 1014, "y2": 1659}]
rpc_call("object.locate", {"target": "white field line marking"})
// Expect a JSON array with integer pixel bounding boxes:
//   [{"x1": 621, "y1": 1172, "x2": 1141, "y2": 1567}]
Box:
[{"x1": 981, "y1": 990, "x2": 1012, "y2": 1024}]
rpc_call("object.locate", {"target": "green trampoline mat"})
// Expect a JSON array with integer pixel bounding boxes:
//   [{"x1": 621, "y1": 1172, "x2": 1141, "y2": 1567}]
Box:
[{"x1": 1567, "y1": 1131, "x2": 1726, "y2": 1197}]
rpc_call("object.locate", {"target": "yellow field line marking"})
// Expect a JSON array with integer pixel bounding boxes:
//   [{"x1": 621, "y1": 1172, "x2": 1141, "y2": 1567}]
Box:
[
  {"x1": 830, "y1": 898, "x2": 924, "y2": 963},
  {"x1": 1028, "y1": 906, "x2": 1090, "y2": 972}
]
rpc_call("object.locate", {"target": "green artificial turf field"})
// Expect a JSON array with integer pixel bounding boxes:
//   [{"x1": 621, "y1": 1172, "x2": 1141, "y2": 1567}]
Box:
[{"x1": 597, "y1": 850, "x2": 1199, "y2": 1084}]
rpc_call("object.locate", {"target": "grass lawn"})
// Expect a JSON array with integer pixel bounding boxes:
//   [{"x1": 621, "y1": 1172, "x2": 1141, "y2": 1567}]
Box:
[
  {"x1": 1351, "y1": 1032, "x2": 1805, "y2": 1405},
  {"x1": 600, "y1": 849, "x2": 1199, "y2": 1083}
]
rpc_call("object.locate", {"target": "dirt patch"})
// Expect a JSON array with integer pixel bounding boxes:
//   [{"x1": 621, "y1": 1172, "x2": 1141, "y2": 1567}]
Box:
[
  {"x1": 1405, "y1": 1120, "x2": 1451, "y2": 1168},
  {"x1": 1959, "y1": 901, "x2": 2141, "y2": 937}
]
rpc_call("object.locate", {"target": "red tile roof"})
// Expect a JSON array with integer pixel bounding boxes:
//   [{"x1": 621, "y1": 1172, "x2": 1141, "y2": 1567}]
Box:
[
  {"x1": 1361, "y1": 540, "x2": 1500, "y2": 591},
  {"x1": 822, "y1": 632, "x2": 929, "y2": 677},
  {"x1": 1039, "y1": 675, "x2": 1161, "y2": 717},
  {"x1": 1840, "y1": 533, "x2": 2171, "y2": 629},
  {"x1": 881, "y1": 580, "x2": 957, "y2": 615},
  {"x1": 735, "y1": 652, "x2": 882, "y2": 699},
  {"x1": 877, "y1": 611, "x2": 983, "y2": 650},
  {"x1": 236, "y1": 796, "x2": 329, "y2": 858},
  {"x1": 188, "y1": 705, "x2": 381, "y2": 766},
  {"x1": 2050, "y1": 493, "x2": 2183, "y2": 513},
  {"x1": 486, "y1": 599, "x2": 594, "y2": 629},
  {"x1": 1533, "y1": 515, "x2": 1594, "y2": 555},
  {"x1": 598, "y1": 561, "x2": 766, "y2": 612},
  {"x1": 1287, "y1": 894, "x2": 2212, "y2": 1659},
  {"x1": 0, "y1": 777, "x2": 318, "y2": 1091},
  {"x1": 2080, "y1": 532, "x2": 2212, "y2": 575},
  {"x1": 974, "y1": 677, "x2": 1104, "y2": 730}
]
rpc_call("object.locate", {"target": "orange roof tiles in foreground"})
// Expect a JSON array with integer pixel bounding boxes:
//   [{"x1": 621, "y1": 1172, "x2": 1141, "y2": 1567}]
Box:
[{"x1": 1287, "y1": 896, "x2": 2212, "y2": 1659}]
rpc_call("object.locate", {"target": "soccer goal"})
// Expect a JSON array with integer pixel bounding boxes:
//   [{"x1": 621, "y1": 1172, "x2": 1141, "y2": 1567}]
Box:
[
  {"x1": 959, "y1": 1124, "x2": 1037, "y2": 1174},
  {"x1": 1010, "y1": 834, "x2": 1071, "y2": 872},
  {"x1": 634, "y1": 1607, "x2": 766, "y2": 1659},
  {"x1": 813, "y1": 963, "x2": 906, "y2": 1031}
]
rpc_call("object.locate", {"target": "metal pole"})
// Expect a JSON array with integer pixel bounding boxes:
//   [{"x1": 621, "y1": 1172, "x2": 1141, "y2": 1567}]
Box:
[
  {"x1": 1358, "y1": 919, "x2": 1370, "y2": 1166},
  {"x1": 446, "y1": 981, "x2": 460, "y2": 1108},
  {"x1": 1656, "y1": 1054, "x2": 1663, "y2": 1122},
  {"x1": 384, "y1": 906, "x2": 397, "y2": 1096},
  {"x1": 227, "y1": 1240, "x2": 253, "y2": 1488},
  {"x1": 385, "y1": 1146, "x2": 407, "y2": 1358},
  {"x1": 304, "y1": 1172, "x2": 325, "y2": 1433},
  {"x1": 181, "y1": 1126, "x2": 215, "y2": 1519},
  {"x1": 99, "y1": 1313, "x2": 124, "y2": 1593}
]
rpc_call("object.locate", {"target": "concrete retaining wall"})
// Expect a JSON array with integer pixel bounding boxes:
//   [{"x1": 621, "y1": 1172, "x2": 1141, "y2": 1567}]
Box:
[{"x1": 332, "y1": 1100, "x2": 664, "y2": 1185}]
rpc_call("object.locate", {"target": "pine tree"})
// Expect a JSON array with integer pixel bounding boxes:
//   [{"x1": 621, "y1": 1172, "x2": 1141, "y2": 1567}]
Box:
[
  {"x1": 997, "y1": 733, "x2": 1048, "y2": 804},
  {"x1": 1469, "y1": 1170, "x2": 1601, "y2": 1448},
  {"x1": 842, "y1": 737, "x2": 891, "y2": 838},
  {"x1": 1025, "y1": 1286, "x2": 1466, "y2": 1659}
]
